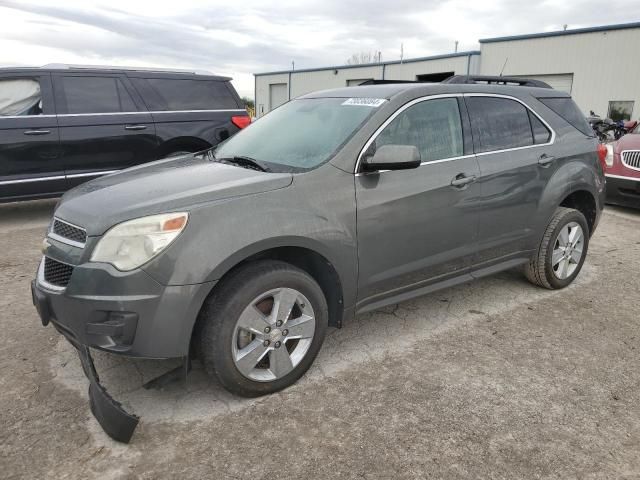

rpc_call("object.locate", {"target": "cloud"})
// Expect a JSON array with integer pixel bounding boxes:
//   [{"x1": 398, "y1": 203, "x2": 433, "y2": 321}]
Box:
[{"x1": 1, "y1": 0, "x2": 640, "y2": 97}]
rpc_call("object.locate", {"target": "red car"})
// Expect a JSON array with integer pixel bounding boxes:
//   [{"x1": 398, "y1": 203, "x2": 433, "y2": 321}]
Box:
[{"x1": 604, "y1": 124, "x2": 640, "y2": 208}]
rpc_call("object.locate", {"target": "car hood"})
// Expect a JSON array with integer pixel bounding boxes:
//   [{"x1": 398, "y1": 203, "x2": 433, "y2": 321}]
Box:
[
  {"x1": 613, "y1": 133, "x2": 640, "y2": 154},
  {"x1": 55, "y1": 154, "x2": 293, "y2": 236}
]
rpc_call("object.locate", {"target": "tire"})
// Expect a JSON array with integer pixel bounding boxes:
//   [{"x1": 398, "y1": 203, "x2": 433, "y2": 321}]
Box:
[
  {"x1": 524, "y1": 207, "x2": 589, "y2": 289},
  {"x1": 197, "y1": 260, "x2": 328, "y2": 397}
]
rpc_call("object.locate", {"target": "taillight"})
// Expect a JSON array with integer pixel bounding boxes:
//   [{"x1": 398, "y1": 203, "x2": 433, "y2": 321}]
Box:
[
  {"x1": 597, "y1": 143, "x2": 607, "y2": 170},
  {"x1": 231, "y1": 115, "x2": 251, "y2": 129}
]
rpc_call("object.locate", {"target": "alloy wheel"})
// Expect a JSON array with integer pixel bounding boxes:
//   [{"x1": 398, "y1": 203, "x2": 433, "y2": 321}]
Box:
[
  {"x1": 231, "y1": 288, "x2": 316, "y2": 381},
  {"x1": 551, "y1": 221, "x2": 584, "y2": 279}
]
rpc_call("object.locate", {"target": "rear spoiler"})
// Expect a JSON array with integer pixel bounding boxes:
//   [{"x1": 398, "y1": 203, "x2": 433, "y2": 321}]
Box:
[{"x1": 442, "y1": 75, "x2": 553, "y2": 89}]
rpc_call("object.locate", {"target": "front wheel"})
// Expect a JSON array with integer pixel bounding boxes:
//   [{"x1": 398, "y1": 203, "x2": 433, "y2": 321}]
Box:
[
  {"x1": 524, "y1": 207, "x2": 589, "y2": 289},
  {"x1": 197, "y1": 260, "x2": 328, "y2": 397}
]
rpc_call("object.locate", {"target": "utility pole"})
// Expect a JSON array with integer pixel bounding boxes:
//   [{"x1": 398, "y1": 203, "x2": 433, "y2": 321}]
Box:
[
  {"x1": 291, "y1": 60, "x2": 295, "y2": 71},
  {"x1": 455, "y1": 40, "x2": 458, "y2": 53},
  {"x1": 400, "y1": 43, "x2": 404, "y2": 64}
]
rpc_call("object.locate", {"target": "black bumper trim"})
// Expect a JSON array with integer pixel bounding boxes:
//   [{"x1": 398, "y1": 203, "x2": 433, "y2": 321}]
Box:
[{"x1": 31, "y1": 281, "x2": 140, "y2": 443}]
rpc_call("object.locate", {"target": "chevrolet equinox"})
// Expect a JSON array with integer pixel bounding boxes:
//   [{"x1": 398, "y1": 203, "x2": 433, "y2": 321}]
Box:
[{"x1": 32, "y1": 77, "x2": 606, "y2": 442}]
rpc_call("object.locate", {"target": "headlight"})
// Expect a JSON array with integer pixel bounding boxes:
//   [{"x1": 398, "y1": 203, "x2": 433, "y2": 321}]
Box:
[
  {"x1": 605, "y1": 144, "x2": 614, "y2": 167},
  {"x1": 91, "y1": 212, "x2": 188, "y2": 271}
]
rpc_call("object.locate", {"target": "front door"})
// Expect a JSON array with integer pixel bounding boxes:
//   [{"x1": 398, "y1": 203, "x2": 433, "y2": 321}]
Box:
[
  {"x1": 355, "y1": 96, "x2": 481, "y2": 308},
  {"x1": 52, "y1": 73, "x2": 157, "y2": 189},
  {"x1": 463, "y1": 94, "x2": 556, "y2": 265},
  {"x1": 0, "y1": 73, "x2": 62, "y2": 201}
]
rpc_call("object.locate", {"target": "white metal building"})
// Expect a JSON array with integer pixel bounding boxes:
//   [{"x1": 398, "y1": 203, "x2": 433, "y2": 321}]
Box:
[
  {"x1": 254, "y1": 51, "x2": 480, "y2": 117},
  {"x1": 254, "y1": 21, "x2": 640, "y2": 120}
]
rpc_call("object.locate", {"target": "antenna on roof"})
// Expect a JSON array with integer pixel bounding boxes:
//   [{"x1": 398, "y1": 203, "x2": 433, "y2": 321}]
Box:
[{"x1": 499, "y1": 57, "x2": 509, "y2": 76}]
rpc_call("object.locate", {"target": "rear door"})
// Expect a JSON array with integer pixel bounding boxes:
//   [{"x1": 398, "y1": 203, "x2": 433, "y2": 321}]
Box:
[
  {"x1": 355, "y1": 96, "x2": 481, "y2": 307},
  {"x1": 464, "y1": 94, "x2": 555, "y2": 266},
  {"x1": 0, "y1": 73, "x2": 62, "y2": 201},
  {"x1": 52, "y1": 73, "x2": 157, "y2": 188},
  {"x1": 128, "y1": 76, "x2": 245, "y2": 155}
]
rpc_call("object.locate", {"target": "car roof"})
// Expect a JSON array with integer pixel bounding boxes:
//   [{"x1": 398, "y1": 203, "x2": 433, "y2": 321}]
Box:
[
  {"x1": 300, "y1": 82, "x2": 570, "y2": 100},
  {"x1": 0, "y1": 64, "x2": 231, "y2": 81}
]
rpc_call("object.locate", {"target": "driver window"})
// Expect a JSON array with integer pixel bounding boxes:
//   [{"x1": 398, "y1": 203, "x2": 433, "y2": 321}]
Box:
[
  {"x1": 373, "y1": 97, "x2": 463, "y2": 162},
  {"x1": 0, "y1": 79, "x2": 43, "y2": 116}
]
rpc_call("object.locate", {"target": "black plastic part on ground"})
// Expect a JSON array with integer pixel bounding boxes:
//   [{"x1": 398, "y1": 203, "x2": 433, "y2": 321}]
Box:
[{"x1": 31, "y1": 281, "x2": 140, "y2": 443}]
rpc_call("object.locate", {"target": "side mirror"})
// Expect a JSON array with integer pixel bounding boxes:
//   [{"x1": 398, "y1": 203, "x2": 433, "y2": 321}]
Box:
[{"x1": 362, "y1": 144, "x2": 421, "y2": 172}]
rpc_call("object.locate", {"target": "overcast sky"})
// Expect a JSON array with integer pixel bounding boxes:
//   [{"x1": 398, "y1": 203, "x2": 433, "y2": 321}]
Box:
[{"x1": 2, "y1": 0, "x2": 640, "y2": 98}]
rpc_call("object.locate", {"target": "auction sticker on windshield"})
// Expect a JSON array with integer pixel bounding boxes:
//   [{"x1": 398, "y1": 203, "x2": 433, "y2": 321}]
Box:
[{"x1": 342, "y1": 98, "x2": 387, "y2": 107}]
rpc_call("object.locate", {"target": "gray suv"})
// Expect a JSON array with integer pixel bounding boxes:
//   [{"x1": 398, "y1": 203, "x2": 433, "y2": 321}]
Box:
[{"x1": 32, "y1": 78, "x2": 605, "y2": 442}]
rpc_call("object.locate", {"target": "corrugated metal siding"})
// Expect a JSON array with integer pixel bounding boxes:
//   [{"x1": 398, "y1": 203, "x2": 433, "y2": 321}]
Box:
[
  {"x1": 384, "y1": 55, "x2": 472, "y2": 80},
  {"x1": 255, "y1": 55, "x2": 478, "y2": 116},
  {"x1": 479, "y1": 27, "x2": 640, "y2": 116}
]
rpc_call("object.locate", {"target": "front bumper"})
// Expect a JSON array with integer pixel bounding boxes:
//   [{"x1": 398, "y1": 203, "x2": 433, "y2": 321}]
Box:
[
  {"x1": 605, "y1": 174, "x2": 640, "y2": 209},
  {"x1": 32, "y1": 256, "x2": 216, "y2": 442},
  {"x1": 34, "y1": 257, "x2": 215, "y2": 358},
  {"x1": 32, "y1": 281, "x2": 139, "y2": 442}
]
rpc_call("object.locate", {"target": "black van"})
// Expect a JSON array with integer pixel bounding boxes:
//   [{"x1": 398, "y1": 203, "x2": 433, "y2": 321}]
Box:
[{"x1": 0, "y1": 64, "x2": 250, "y2": 202}]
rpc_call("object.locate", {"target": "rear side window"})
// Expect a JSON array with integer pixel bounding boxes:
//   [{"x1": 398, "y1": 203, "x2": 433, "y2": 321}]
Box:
[
  {"x1": 0, "y1": 78, "x2": 42, "y2": 116},
  {"x1": 374, "y1": 98, "x2": 463, "y2": 162},
  {"x1": 529, "y1": 111, "x2": 551, "y2": 144},
  {"x1": 142, "y1": 78, "x2": 238, "y2": 111},
  {"x1": 466, "y1": 97, "x2": 533, "y2": 152},
  {"x1": 61, "y1": 76, "x2": 136, "y2": 114},
  {"x1": 537, "y1": 97, "x2": 592, "y2": 136}
]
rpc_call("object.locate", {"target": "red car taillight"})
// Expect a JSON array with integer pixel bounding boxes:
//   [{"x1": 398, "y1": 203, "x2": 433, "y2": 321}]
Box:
[
  {"x1": 597, "y1": 143, "x2": 607, "y2": 170},
  {"x1": 231, "y1": 115, "x2": 251, "y2": 129}
]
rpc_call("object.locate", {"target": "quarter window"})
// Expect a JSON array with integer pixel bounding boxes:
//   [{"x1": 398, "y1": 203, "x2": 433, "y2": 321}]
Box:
[
  {"x1": 372, "y1": 98, "x2": 464, "y2": 163},
  {"x1": 466, "y1": 97, "x2": 534, "y2": 152},
  {"x1": 61, "y1": 76, "x2": 136, "y2": 114},
  {"x1": 0, "y1": 78, "x2": 42, "y2": 116},
  {"x1": 529, "y1": 111, "x2": 551, "y2": 144},
  {"x1": 142, "y1": 78, "x2": 238, "y2": 110}
]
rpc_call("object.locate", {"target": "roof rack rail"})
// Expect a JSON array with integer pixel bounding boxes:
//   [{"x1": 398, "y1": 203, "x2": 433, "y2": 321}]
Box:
[
  {"x1": 41, "y1": 63, "x2": 214, "y2": 75},
  {"x1": 442, "y1": 75, "x2": 553, "y2": 89},
  {"x1": 358, "y1": 79, "x2": 421, "y2": 85}
]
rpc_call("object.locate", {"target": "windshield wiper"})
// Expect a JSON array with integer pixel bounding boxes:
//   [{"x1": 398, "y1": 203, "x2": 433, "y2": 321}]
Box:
[{"x1": 211, "y1": 154, "x2": 270, "y2": 172}]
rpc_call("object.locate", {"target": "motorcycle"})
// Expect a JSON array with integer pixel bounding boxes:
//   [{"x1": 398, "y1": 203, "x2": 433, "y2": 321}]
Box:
[{"x1": 587, "y1": 111, "x2": 637, "y2": 141}]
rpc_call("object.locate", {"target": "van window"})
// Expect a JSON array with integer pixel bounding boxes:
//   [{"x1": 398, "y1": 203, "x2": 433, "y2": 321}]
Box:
[
  {"x1": 0, "y1": 79, "x2": 42, "y2": 116},
  {"x1": 373, "y1": 98, "x2": 463, "y2": 162},
  {"x1": 143, "y1": 78, "x2": 238, "y2": 111},
  {"x1": 61, "y1": 76, "x2": 136, "y2": 114},
  {"x1": 466, "y1": 97, "x2": 534, "y2": 152}
]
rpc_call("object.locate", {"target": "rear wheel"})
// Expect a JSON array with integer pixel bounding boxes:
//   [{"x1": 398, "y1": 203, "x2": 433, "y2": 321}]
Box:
[
  {"x1": 197, "y1": 260, "x2": 328, "y2": 397},
  {"x1": 524, "y1": 207, "x2": 589, "y2": 289}
]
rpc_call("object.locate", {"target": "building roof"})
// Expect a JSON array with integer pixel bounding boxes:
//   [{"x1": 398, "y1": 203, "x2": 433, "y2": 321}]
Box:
[
  {"x1": 480, "y1": 21, "x2": 640, "y2": 44},
  {"x1": 254, "y1": 51, "x2": 480, "y2": 77}
]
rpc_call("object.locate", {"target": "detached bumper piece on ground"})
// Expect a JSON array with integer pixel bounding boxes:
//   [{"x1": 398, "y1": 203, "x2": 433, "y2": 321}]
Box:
[{"x1": 31, "y1": 281, "x2": 139, "y2": 443}]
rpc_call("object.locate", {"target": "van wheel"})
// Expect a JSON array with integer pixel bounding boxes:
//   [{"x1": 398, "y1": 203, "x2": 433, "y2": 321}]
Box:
[
  {"x1": 524, "y1": 207, "x2": 589, "y2": 289},
  {"x1": 197, "y1": 260, "x2": 328, "y2": 397}
]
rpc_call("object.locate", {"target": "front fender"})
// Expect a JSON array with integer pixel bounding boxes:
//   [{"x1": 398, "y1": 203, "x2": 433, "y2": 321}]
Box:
[{"x1": 141, "y1": 165, "x2": 359, "y2": 307}]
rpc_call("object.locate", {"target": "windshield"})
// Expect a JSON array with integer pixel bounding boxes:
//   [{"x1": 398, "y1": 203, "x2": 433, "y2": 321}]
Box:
[{"x1": 213, "y1": 97, "x2": 381, "y2": 172}]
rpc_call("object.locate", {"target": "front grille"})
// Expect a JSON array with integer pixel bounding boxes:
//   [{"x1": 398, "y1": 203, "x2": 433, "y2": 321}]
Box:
[
  {"x1": 621, "y1": 150, "x2": 640, "y2": 171},
  {"x1": 52, "y1": 218, "x2": 87, "y2": 245},
  {"x1": 43, "y1": 257, "x2": 74, "y2": 287}
]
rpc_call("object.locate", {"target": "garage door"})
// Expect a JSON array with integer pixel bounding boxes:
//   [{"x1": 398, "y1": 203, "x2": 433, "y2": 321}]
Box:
[
  {"x1": 513, "y1": 74, "x2": 574, "y2": 93},
  {"x1": 269, "y1": 83, "x2": 288, "y2": 111}
]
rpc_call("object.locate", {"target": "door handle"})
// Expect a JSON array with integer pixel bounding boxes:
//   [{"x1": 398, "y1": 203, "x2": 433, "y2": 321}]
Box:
[
  {"x1": 538, "y1": 154, "x2": 555, "y2": 167},
  {"x1": 23, "y1": 130, "x2": 51, "y2": 136},
  {"x1": 450, "y1": 174, "x2": 477, "y2": 188},
  {"x1": 124, "y1": 124, "x2": 147, "y2": 131}
]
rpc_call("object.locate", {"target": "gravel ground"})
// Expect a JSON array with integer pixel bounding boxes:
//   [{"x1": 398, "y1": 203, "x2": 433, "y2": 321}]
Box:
[{"x1": 1, "y1": 199, "x2": 639, "y2": 479}]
